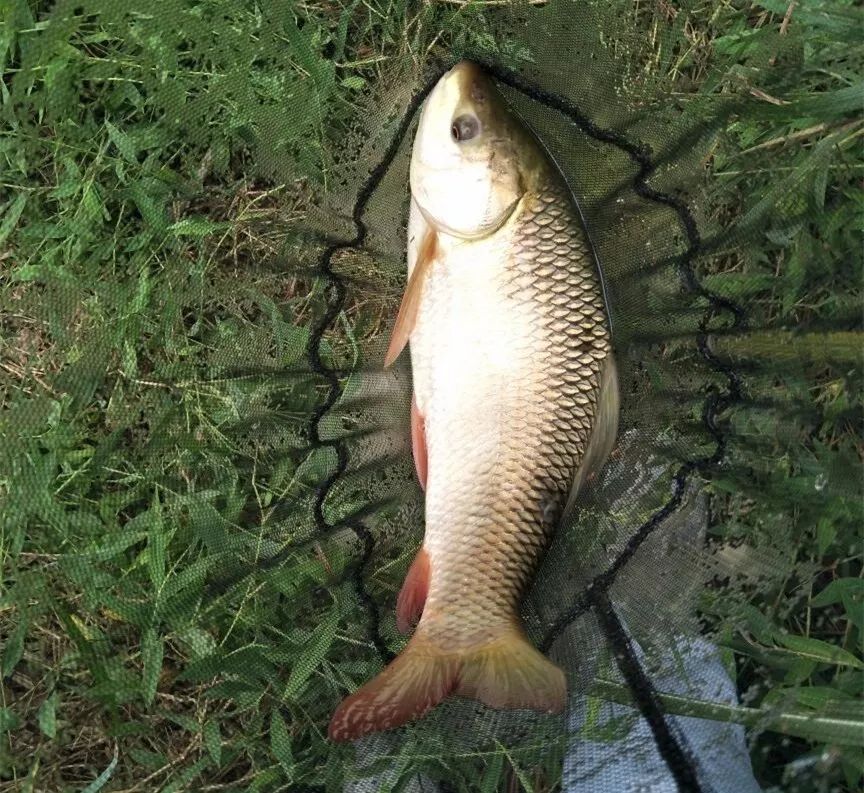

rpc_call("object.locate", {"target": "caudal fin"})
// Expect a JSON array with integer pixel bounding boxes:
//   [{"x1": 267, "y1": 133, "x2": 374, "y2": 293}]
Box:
[
  {"x1": 328, "y1": 635, "x2": 459, "y2": 741},
  {"x1": 328, "y1": 627, "x2": 565, "y2": 742},
  {"x1": 455, "y1": 629, "x2": 566, "y2": 713}
]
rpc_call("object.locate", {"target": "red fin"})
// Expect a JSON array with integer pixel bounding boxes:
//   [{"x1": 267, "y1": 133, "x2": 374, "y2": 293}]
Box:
[
  {"x1": 396, "y1": 547, "x2": 430, "y2": 634},
  {"x1": 328, "y1": 624, "x2": 566, "y2": 742},
  {"x1": 410, "y1": 396, "x2": 427, "y2": 490},
  {"x1": 456, "y1": 626, "x2": 566, "y2": 714},
  {"x1": 328, "y1": 635, "x2": 458, "y2": 742},
  {"x1": 384, "y1": 228, "x2": 436, "y2": 368}
]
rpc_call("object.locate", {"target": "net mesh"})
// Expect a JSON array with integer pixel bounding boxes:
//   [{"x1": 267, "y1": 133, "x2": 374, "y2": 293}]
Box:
[{"x1": 1, "y1": 1, "x2": 860, "y2": 791}]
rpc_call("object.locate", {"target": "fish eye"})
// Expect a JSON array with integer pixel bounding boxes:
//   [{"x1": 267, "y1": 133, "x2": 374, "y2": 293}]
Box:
[{"x1": 451, "y1": 114, "x2": 480, "y2": 143}]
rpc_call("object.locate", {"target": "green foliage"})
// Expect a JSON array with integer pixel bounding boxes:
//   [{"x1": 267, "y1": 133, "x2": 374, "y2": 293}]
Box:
[
  {"x1": 687, "y1": 2, "x2": 863, "y2": 789},
  {"x1": 0, "y1": 0, "x2": 860, "y2": 791}
]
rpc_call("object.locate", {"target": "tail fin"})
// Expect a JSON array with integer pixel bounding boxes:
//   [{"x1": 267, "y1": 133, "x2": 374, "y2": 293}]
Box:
[
  {"x1": 328, "y1": 627, "x2": 565, "y2": 742},
  {"x1": 455, "y1": 629, "x2": 566, "y2": 712},
  {"x1": 328, "y1": 635, "x2": 459, "y2": 742}
]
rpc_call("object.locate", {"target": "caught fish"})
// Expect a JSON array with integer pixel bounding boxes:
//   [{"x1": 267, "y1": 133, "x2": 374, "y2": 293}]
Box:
[{"x1": 329, "y1": 61, "x2": 618, "y2": 742}]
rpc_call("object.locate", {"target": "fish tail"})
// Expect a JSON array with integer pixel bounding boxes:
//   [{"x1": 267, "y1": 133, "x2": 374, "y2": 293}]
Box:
[
  {"x1": 455, "y1": 625, "x2": 567, "y2": 714},
  {"x1": 328, "y1": 624, "x2": 565, "y2": 742},
  {"x1": 328, "y1": 634, "x2": 459, "y2": 742}
]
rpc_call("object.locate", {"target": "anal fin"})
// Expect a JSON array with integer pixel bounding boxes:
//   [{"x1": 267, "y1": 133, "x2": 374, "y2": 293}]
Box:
[{"x1": 396, "y1": 547, "x2": 430, "y2": 634}]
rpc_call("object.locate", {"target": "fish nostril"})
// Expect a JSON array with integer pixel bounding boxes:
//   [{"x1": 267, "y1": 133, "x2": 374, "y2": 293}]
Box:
[{"x1": 451, "y1": 114, "x2": 480, "y2": 142}]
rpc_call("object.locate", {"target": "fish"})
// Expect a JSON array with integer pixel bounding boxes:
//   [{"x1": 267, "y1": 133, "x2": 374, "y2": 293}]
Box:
[{"x1": 329, "y1": 60, "x2": 618, "y2": 742}]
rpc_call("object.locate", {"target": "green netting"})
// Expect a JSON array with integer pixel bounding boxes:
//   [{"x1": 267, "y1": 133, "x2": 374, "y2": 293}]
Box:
[{"x1": 1, "y1": 1, "x2": 861, "y2": 792}]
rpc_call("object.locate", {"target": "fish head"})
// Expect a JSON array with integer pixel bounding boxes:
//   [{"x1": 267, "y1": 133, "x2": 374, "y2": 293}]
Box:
[{"x1": 410, "y1": 61, "x2": 538, "y2": 239}]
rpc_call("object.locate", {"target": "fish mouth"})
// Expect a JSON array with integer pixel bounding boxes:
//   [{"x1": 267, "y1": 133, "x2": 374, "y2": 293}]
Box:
[
  {"x1": 445, "y1": 60, "x2": 490, "y2": 103},
  {"x1": 446, "y1": 60, "x2": 484, "y2": 84}
]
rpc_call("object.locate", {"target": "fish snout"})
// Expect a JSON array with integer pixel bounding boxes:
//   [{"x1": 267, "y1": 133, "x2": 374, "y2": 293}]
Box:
[{"x1": 446, "y1": 60, "x2": 488, "y2": 103}]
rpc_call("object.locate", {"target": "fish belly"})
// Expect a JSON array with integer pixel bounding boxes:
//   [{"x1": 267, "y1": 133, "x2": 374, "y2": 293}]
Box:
[{"x1": 409, "y1": 186, "x2": 611, "y2": 652}]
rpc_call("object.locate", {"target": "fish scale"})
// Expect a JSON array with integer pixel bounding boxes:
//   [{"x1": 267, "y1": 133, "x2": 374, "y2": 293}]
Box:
[
  {"x1": 329, "y1": 61, "x2": 617, "y2": 742},
  {"x1": 413, "y1": 178, "x2": 611, "y2": 648}
]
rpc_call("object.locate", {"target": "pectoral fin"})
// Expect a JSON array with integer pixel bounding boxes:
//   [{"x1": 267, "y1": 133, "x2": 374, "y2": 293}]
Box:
[{"x1": 384, "y1": 227, "x2": 437, "y2": 368}]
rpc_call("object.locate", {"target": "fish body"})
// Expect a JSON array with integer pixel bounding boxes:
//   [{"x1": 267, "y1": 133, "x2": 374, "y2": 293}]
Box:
[{"x1": 329, "y1": 61, "x2": 618, "y2": 742}]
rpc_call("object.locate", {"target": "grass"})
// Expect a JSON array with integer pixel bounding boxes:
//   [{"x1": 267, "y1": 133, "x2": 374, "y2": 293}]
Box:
[{"x1": 1, "y1": 0, "x2": 862, "y2": 791}]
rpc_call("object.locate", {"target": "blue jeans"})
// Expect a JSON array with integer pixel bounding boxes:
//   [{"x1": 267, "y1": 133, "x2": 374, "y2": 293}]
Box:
[{"x1": 563, "y1": 635, "x2": 762, "y2": 792}]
